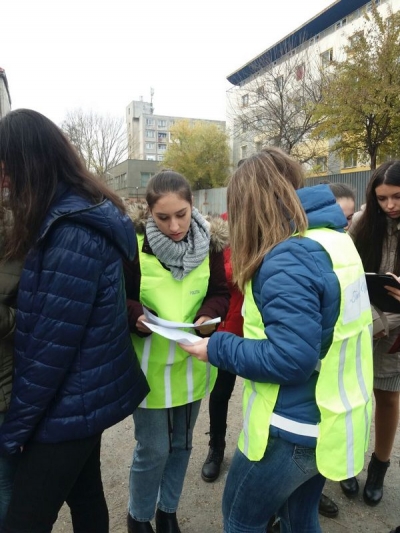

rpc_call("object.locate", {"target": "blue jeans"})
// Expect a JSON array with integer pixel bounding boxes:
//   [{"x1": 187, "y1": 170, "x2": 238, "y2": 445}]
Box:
[
  {"x1": 222, "y1": 436, "x2": 325, "y2": 533},
  {"x1": 129, "y1": 401, "x2": 201, "y2": 521},
  {"x1": 0, "y1": 413, "x2": 19, "y2": 528}
]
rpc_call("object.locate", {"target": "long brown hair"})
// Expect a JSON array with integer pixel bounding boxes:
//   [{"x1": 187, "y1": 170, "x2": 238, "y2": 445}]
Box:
[
  {"x1": 0, "y1": 109, "x2": 125, "y2": 259},
  {"x1": 352, "y1": 160, "x2": 400, "y2": 273},
  {"x1": 227, "y1": 147, "x2": 308, "y2": 292}
]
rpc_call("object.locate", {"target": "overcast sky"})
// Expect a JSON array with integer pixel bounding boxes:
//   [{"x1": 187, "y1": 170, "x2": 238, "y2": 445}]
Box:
[{"x1": 1, "y1": 0, "x2": 334, "y2": 126}]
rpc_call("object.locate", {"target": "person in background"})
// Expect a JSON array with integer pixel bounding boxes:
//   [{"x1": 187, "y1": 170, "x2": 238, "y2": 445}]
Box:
[
  {"x1": 341, "y1": 161, "x2": 400, "y2": 510},
  {"x1": 0, "y1": 109, "x2": 149, "y2": 533},
  {"x1": 0, "y1": 226, "x2": 22, "y2": 527},
  {"x1": 180, "y1": 148, "x2": 373, "y2": 533},
  {"x1": 124, "y1": 170, "x2": 229, "y2": 533},
  {"x1": 328, "y1": 182, "x2": 356, "y2": 230},
  {"x1": 200, "y1": 212, "x2": 243, "y2": 485}
]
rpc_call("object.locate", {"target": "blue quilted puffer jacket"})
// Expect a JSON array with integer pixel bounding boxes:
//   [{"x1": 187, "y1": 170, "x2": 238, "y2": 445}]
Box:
[
  {"x1": 0, "y1": 185, "x2": 149, "y2": 454},
  {"x1": 208, "y1": 185, "x2": 348, "y2": 448}
]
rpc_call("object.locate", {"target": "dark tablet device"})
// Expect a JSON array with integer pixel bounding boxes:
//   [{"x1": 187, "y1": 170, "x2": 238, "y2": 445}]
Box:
[{"x1": 365, "y1": 273, "x2": 400, "y2": 313}]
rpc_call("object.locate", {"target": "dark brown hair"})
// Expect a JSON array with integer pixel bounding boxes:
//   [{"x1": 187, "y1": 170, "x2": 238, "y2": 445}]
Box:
[
  {"x1": 0, "y1": 109, "x2": 125, "y2": 259},
  {"x1": 146, "y1": 170, "x2": 192, "y2": 210},
  {"x1": 352, "y1": 161, "x2": 400, "y2": 272}
]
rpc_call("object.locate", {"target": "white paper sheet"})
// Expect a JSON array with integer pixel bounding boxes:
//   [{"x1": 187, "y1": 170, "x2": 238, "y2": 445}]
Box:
[
  {"x1": 142, "y1": 322, "x2": 201, "y2": 345},
  {"x1": 143, "y1": 307, "x2": 220, "y2": 329}
]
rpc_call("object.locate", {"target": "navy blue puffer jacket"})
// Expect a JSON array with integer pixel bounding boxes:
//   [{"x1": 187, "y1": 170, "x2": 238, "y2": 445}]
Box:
[{"x1": 0, "y1": 185, "x2": 149, "y2": 454}]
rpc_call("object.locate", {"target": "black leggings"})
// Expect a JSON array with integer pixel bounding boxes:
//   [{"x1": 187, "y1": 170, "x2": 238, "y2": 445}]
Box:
[
  {"x1": 209, "y1": 369, "x2": 237, "y2": 437},
  {"x1": 2, "y1": 433, "x2": 108, "y2": 533}
]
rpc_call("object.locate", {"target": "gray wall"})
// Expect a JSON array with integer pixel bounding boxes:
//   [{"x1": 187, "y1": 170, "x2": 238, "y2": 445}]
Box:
[{"x1": 193, "y1": 170, "x2": 372, "y2": 215}]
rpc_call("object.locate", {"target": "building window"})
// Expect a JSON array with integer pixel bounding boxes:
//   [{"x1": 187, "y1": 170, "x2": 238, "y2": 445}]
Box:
[
  {"x1": 146, "y1": 155, "x2": 156, "y2": 161},
  {"x1": 241, "y1": 145, "x2": 248, "y2": 159},
  {"x1": 242, "y1": 94, "x2": 249, "y2": 107},
  {"x1": 146, "y1": 118, "x2": 155, "y2": 126},
  {"x1": 242, "y1": 123, "x2": 248, "y2": 133},
  {"x1": 169, "y1": 120, "x2": 175, "y2": 127},
  {"x1": 158, "y1": 143, "x2": 167, "y2": 151},
  {"x1": 320, "y1": 48, "x2": 333, "y2": 67},
  {"x1": 145, "y1": 142, "x2": 155, "y2": 150},
  {"x1": 255, "y1": 141, "x2": 262, "y2": 152},
  {"x1": 158, "y1": 119, "x2": 167, "y2": 128},
  {"x1": 158, "y1": 132, "x2": 167, "y2": 142},
  {"x1": 275, "y1": 76, "x2": 284, "y2": 91},
  {"x1": 158, "y1": 155, "x2": 164, "y2": 161},
  {"x1": 145, "y1": 129, "x2": 155, "y2": 138},
  {"x1": 343, "y1": 151, "x2": 357, "y2": 168},
  {"x1": 296, "y1": 64, "x2": 305, "y2": 81},
  {"x1": 141, "y1": 172, "x2": 155, "y2": 187},
  {"x1": 315, "y1": 156, "x2": 327, "y2": 172},
  {"x1": 256, "y1": 85, "x2": 264, "y2": 98}
]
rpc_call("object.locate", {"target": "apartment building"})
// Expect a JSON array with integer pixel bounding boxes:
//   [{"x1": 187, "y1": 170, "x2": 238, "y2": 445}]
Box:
[
  {"x1": 226, "y1": 0, "x2": 400, "y2": 174},
  {"x1": 0, "y1": 68, "x2": 11, "y2": 118},
  {"x1": 126, "y1": 99, "x2": 225, "y2": 161}
]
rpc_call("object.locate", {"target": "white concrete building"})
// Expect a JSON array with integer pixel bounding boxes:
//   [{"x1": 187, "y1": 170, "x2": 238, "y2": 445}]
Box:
[
  {"x1": 126, "y1": 99, "x2": 225, "y2": 161},
  {"x1": 0, "y1": 68, "x2": 11, "y2": 118},
  {"x1": 226, "y1": 0, "x2": 400, "y2": 173}
]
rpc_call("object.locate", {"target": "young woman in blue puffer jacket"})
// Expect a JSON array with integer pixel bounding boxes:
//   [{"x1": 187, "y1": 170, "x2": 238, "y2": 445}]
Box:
[{"x1": 0, "y1": 109, "x2": 149, "y2": 533}]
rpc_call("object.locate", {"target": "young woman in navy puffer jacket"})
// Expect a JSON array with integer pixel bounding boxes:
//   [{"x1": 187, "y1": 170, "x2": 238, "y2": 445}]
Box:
[{"x1": 0, "y1": 109, "x2": 149, "y2": 533}]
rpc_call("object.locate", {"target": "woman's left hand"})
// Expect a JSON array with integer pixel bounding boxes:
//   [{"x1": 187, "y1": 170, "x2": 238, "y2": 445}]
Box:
[
  {"x1": 194, "y1": 315, "x2": 216, "y2": 335},
  {"x1": 179, "y1": 338, "x2": 210, "y2": 362}
]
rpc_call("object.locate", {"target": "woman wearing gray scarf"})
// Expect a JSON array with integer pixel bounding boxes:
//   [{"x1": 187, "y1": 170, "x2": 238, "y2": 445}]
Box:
[{"x1": 124, "y1": 171, "x2": 230, "y2": 533}]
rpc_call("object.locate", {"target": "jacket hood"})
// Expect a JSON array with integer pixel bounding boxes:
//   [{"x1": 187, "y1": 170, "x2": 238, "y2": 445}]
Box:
[
  {"x1": 127, "y1": 203, "x2": 229, "y2": 253},
  {"x1": 38, "y1": 186, "x2": 136, "y2": 261},
  {"x1": 297, "y1": 185, "x2": 347, "y2": 231}
]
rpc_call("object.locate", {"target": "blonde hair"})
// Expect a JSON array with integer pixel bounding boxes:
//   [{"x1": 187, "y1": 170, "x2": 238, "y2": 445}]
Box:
[{"x1": 227, "y1": 147, "x2": 308, "y2": 291}]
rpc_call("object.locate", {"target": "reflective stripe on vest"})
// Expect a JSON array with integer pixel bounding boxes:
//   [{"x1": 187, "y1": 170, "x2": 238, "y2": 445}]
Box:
[
  {"x1": 132, "y1": 234, "x2": 217, "y2": 408},
  {"x1": 239, "y1": 228, "x2": 373, "y2": 481}
]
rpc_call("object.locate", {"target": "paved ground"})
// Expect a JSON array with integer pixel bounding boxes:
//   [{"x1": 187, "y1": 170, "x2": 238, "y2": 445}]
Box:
[{"x1": 54, "y1": 379, "x2": 400, "y2": 532}]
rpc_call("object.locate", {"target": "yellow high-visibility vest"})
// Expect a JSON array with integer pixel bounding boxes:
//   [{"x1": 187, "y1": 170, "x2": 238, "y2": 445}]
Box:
[
  {"x1": 239, "y1": 228, "x2": 373, "y2": 481},
  {"x1": 132, "y1": 233, "x2": 217, "y2": 408}
]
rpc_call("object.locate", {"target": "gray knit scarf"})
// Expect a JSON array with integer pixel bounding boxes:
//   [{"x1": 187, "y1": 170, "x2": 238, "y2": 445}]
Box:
[{"x1": 146, "y1": 207, "x2": 210, "y2": 280}]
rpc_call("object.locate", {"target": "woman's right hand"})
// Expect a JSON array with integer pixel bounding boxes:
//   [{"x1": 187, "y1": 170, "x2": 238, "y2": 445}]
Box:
[{"x1": 136, "y1": 314, "x2": 152, "y2": 334}]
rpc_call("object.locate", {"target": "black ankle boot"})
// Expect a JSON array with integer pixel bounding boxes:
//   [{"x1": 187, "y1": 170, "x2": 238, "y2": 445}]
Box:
[
  {"x1": 318, "y1": 493, "x2": 339, "y2": 518},
  {"x1": 201, "y1": 434, "x2": 225, "y2": 482},
  {"x1": 340, "y1": 476, "x2": 359, "y2": 498},
  {"x1": 155, "y1": 509, "x2": 181, "y2": 533},
  {"x1": 127, "y1": 513, "x2": 154, "y2": 533},
  {"x1": 363, "y1": 452, "x2": 390, "y2": 506}
]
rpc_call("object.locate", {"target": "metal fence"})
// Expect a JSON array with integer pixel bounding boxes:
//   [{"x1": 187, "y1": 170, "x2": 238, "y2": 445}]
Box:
[
  {"x1": 304, "y1": 171, "x2": 372, "y2": 211},
  {"x1": 193, "y1": 170, "x2": 372, "y2": 215}
]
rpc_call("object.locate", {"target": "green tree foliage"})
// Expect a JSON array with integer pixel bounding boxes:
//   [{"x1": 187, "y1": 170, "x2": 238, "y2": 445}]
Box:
[
  {"x1": 162, "y1": 120, "x2": 231, "y2": 189},
  {"x1": 313, "y1": 5, "x2": 400, "y2": 169}
]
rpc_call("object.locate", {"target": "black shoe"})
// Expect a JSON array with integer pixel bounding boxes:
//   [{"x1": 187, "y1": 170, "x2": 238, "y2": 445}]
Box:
[
  {"x1": 155, "y1": 509, "x2": 181, "y2": 533},
  {"x1": 363, "y1": 452, "x2": 390, "y2": 506},
  {"x1": 201, "y1": 434, "x2": 225, "y2": 482},
  {"x1": 389, "y1": 527, "x2": 400, "y2": 533},
  {"x1": 318, "y1": 493, "x2": 339, "y2": 518},
  {"x1": 340, "y1": 477, "x2": 359, "y2": 498},
  {"x1": 127, "y1": 513, "x2": 154, "y2": 533}
]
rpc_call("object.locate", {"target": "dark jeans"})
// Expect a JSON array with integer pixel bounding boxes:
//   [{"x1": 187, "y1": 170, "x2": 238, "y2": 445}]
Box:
[
  {"x1": 209, "y1": 369, "x2": 237, "y2": 436},
  {"x1": 2, "y1": 433, "x2": 108, "y2": 533}
]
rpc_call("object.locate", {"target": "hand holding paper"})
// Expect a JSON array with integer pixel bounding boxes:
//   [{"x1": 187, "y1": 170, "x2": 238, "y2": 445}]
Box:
[{"x1": 178, "y1": 337, "x2": 210, "y2": 361}]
